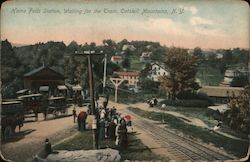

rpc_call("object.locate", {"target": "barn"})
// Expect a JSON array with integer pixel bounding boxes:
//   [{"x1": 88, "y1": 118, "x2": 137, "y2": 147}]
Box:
[{"x1": 23, "y1": 66, "x2": 65, "y2": 95}]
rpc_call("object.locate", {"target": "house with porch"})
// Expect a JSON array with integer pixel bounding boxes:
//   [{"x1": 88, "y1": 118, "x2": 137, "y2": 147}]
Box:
[{"x1": 113, "y1": 71, "x2": 139, "y2": 87}]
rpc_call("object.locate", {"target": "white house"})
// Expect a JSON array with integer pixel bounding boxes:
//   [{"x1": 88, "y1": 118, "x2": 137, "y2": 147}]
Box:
[
  {"x1": 122, "y1": 44, "x2": 136, "y2": 51},
  {"x1": 148, "y1": 63, "x2": 169, "y2": 82},
  {"x1": 215, "y1": 53, "x2": 223, "y2": 59},
  {"x1": 140, "y1": 52, "x2": 152, "y2": 62}
]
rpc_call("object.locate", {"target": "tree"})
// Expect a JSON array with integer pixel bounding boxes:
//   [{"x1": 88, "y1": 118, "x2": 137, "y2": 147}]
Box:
[
  {"x1": 1, "y1": 40, "x2": 22, "y2": 98},
  {"x1": 230, "y1": 75, "x2": 249, "y2": 87},
  {"x1": 139, "y1": 78, "x2": 159, "y2": 93},
  {"x1": 121, "y1": 57, "x2": 131, "y2": 69},
  {"x1": 193, "y1": 47, "x2": 203, "y2": 59},
  {"x1": 159, "y1": 47, "x2": 199, "y2": 100},
  {"x1": 150, "y1": 46, "x2": 167, "y2": 62},
  {"x1": 225, "y1": 85, "x2": 250, "y2": 133},
  {"x1": 140, "y1": 63, "x2": 151, "y2": 78}
]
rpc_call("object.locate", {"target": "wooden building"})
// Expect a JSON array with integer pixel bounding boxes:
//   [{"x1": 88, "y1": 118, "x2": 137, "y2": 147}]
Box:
[
  {"x1": 113, "y1": 71, "x2": 139, "y2": 86},
  {"x1": 199, "y1": 86, "x2": 244, "y2": 104},
  {"x1": 23, "y1": 66, "x2": 65, "y2": 94}
]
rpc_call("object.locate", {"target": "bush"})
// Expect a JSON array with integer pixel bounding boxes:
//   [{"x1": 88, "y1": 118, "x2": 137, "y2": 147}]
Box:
[
  {"x1": 160, "y1": 99, "x2": 210, "y2": 108},
  {"x1": 177, "y1": 92, "x2": 213, "y2": 105}
]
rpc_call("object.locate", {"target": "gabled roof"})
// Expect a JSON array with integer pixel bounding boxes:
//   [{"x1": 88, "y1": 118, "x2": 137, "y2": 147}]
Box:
[
  {"x1": 24, "y1": 66, "x2": 46, "y2": 77},
  {"x1": 24, "y1": 66, "x2": 64, "y2": 78},
  {"x1": 151, "y1": 62, "x2": 169, "y2": 71}
]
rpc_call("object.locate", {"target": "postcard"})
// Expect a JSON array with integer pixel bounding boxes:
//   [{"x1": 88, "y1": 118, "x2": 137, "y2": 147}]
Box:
[{"x1": 1, "y1": 0, "x2": 249, "y2": 162}]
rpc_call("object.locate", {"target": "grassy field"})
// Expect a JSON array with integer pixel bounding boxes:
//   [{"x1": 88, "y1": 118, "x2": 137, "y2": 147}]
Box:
[
  {"x1": 128, "y1": 107, "x2": 249, "y2": 158},
  {"x1": 53, "y1": 130, "x2": 167, "y2": 161},
  {"x1": 197, "y1": 65, "x2": 224, "y2": 86},
  {"x1": 157, "y1": 105, "x2": 249, "y2": 139},
  {"x1": 160, "y1": 106, "x2": 217, "y2": 127},
  {"x1": 129, "y1": 55, "x2": 144, "y2": 71}
]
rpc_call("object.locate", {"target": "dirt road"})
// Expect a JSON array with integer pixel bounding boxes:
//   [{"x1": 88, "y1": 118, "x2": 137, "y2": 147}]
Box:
[{"x1": 1, "y1": 105, "x2": 86, "y2": 162}]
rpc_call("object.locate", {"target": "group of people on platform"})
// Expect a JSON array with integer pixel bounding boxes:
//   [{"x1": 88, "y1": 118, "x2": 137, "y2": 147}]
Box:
[
  {"x1": 72, "y1": 99, "x2": 132, "y2": 150},
  {"x1": 98, "y1": 105, "x2": 132, "y2": 149}
]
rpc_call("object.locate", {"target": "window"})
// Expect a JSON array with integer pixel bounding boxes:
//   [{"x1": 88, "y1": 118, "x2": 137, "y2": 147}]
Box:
[
  {"x1": 158, "y1": 72, "x2": 160, "y2": 75},
  {"x1": 163, "y1": 72, "x2": 166, "y2": 75}
]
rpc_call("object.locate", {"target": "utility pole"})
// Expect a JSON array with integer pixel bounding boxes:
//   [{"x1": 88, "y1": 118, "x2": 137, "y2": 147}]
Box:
[
  {"x1": 110, "y1": 78, "x2": 124, "y2": 103},
  {"x1": 75, "y1": 50, "x2": 103, "y2": 149},
  {"x1": 103, "y1": 54, "x2": 107, "y2": 94}
]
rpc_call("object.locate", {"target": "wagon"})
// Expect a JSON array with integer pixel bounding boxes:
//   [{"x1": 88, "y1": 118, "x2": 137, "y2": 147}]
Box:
[
  {"x1": 47, "y1": 96, "x2": 68, "y2": 118},
  {"x1": 18, "y1": 93, "x2": 43, "y2": 120},
  {"x1": 1, "y1": 101, "x2": 24, "y2": 139}
]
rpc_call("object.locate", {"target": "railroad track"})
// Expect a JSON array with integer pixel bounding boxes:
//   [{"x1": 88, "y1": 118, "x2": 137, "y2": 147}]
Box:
[{"x1": 123, "y1": 108, "x2": 235, "y2": 161}]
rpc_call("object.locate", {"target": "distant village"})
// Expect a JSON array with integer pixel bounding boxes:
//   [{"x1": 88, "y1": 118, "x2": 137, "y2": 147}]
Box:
[{"x1": 3, "y1": 40, "x2": 250, "y2": 105}]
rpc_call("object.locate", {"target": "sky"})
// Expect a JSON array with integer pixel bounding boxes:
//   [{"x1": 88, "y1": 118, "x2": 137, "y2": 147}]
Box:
[{"x1": 1, "y1": 0, "x2": 249, "y2": 49}]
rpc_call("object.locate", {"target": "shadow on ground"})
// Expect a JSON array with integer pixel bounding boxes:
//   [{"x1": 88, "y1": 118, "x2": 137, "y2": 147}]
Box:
[{"x1": 1, "y1": 129, "x2": 36, "y2": 144}]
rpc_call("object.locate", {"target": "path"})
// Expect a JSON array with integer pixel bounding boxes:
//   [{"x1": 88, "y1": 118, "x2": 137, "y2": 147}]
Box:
[
  {"x1": 1, "y1": 105, "x2": 86, "y2": 162},
  {"x1": 130, "y1": 102, "x2": 208, "y2": 128}
]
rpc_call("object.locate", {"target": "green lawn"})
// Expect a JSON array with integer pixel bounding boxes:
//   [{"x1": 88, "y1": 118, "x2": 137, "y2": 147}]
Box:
[
  {"x1": 197, "y1": 65, "x2": 224, "y2": 86},
  {"x1": 53, "y1": 130, "x2": 167, "y2": 161},
  {"x1": 129, "y1": 55, "x2": 144, "y2": 71},
  {"x1": 128, "y1": 107, "x2": 249, "y2": 158},
  {"x1": 157, "y1": 105, "x2": 249, "y2": 139},
  {"x1": 160, "y1": 106, "x2": 217, "y2": 127}
]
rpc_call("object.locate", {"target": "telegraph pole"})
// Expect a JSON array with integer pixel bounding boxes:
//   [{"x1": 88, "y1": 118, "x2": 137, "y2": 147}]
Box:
[
  {"x1": 110, "y1": 78, "x2": 124, "y2": 103},
  {"x1": 103, "y1": 54, "x2": 107, "y2": 94},
  {"x1": 75, "y1": 50, "x2": 103, "y2": 149},
  {"x1": 86, "y1": 51, "x2": 96, "y2": 115}
]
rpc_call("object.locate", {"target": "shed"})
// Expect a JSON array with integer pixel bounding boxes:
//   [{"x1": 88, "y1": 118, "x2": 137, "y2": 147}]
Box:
[
  {"x1": 199, "y1": 86, "x2": 244, "y2": 103},
  {"x1": 23, "y1": 66, "x2": 64, "y2": 94}
]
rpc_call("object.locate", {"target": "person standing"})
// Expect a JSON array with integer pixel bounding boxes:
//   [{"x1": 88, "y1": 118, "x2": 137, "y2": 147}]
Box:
[
  {"x1": 125, "y1": 115, "x2": 133, "y2": 132},
  {"x1": 117, "y1": 118, "x2": 128, "y2": 149},
  {"x1": 99, "y1": 119, "x2": 105, "y2": 141},
  {"x1": 108, "y1": 118, "x2": 117, "y2": 140},
  {"x1": 153, "y1": 98, "x2": 158, "y2": 106},
  {"x1": 72, "y1": 108, "x2": 77, "y2": 123},
  {"x1": 77, "y1": 111, "x2": 87, "y2": 131},
  {"x1": 77, "y1": 114, "x2": 82, "y2": 131}
]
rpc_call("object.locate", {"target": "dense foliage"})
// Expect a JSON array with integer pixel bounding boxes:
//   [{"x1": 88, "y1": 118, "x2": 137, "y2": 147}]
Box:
[
  {"x1": 225, "y1": 86, "x2": 250, "y2": 133},
  {"x1": 1, "y1": 38, "x2": 249, "y2": 99},
  {"x1": 159, "y1": 47, "x2": 200, "y2": 100},
  {"x1": 1, "y1": 39, "x2": 166, "y2": 98}
]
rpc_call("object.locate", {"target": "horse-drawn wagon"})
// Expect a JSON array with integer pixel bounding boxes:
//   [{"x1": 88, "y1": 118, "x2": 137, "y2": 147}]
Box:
[
  {"x1": 18, "y1": 93, "x2": 43, "y2": 120},
  {"x1": 46, "y1": 96, "x2": 68, "y2": 118},
  {"x1": 1, "y1": 101, "x2": 24, "y2": 139}
]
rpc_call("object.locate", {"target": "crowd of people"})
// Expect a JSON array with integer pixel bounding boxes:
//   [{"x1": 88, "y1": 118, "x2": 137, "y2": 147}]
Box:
[
  {"x1": 98, "y1": 105, "x2": 132, "y2": 149},
  {"x1": 73, "y1": 99, "x2": 132, "y2": 150}
]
